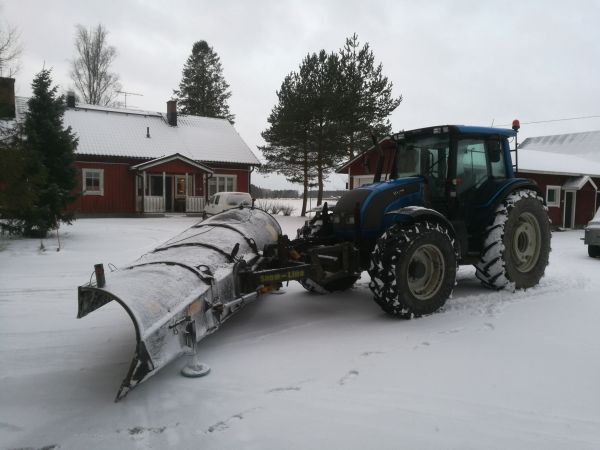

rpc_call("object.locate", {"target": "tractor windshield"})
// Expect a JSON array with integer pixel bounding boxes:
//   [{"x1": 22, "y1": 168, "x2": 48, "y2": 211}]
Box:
[{"x1": 392, "y1": 135, "x2": 450, "y2": 181}]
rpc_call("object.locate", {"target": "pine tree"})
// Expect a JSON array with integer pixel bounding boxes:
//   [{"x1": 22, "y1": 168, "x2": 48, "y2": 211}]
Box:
[
  {"x1": 338, "y1": 34, "x2": 402, "y2": 159},
  {"x1": 261, "y1": 35, "x2": 400, "y2": 213},
  {"x1": 260, "y1": 72, "x2": 317, "y2": 216},
  {"x1": 301, "y1": 50, "x2": 341, "y2": 206},
  {"x1": 175, "y1": 41, "x2": 235, "y2": 123},
  {"x1": 12, "y1": 69, "x2": 79, "y2": 237}
]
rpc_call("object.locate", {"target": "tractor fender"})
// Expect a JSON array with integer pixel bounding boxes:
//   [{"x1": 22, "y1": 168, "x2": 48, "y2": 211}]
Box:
[
  {"x1": 384, "y1": 206, "x2": 456, "y2": 237},
  {"x1": 482, "y1": 178, "x2": 543, "y2": 212}
]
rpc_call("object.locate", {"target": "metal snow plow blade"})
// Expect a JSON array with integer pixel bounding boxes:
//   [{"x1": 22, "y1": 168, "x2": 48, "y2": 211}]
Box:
[{"x1": 77, "y1": 207, "x2": 281, "y2": 401}]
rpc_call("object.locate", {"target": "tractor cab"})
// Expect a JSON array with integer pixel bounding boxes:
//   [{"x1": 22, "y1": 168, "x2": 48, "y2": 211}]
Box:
[
  {"x1": 389, "y1": 126, "x2": 522, "y2": 256},
  {"x1": 390, "y1": 126, "x2": 516, "y2": 214}
]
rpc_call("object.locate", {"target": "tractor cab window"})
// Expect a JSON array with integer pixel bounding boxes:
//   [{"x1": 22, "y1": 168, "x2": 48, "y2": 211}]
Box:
[
  {"x1": 393, "y1": 135, "x2": 449, "y2": 199},
  {"x1": 456, "y1": 138, "x2": 506, "y2": 194}
]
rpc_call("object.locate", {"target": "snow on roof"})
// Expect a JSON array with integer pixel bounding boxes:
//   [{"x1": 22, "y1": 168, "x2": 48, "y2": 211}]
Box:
[
  {"x1": 14, "y1": 97, "x2": 261, "y2": 165},
  {"x1": 562, "y1": 175, "x2": 597, "y2": 191},
  {"x1": 518, "y1": 149, "x2": 600, "y2": 177},
  {"x1": 520, "y1": 130, "x2": 600, "y2": 161}
]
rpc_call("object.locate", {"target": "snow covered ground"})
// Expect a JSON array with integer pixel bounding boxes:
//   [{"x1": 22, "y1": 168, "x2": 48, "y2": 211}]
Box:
[{"x1": 1, "y1": 214, "x2": 599, "y2": 450}]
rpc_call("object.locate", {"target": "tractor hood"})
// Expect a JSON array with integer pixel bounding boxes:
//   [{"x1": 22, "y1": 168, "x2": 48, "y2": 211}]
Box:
[{"x1": 332, "y1": 177, "x2": 422, "y2": 237}]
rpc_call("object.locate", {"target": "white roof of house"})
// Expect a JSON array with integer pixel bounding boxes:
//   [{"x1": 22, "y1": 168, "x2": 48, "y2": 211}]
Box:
[
  {"x1": 520, "y1": 130, "x2": 600, "y2": 161},
  {"x1": 517, "y1": 149, "x2": 600, "y2": 177},
  {"x1": 14, "y1": 97, "x2": 260, "y2": 165}
]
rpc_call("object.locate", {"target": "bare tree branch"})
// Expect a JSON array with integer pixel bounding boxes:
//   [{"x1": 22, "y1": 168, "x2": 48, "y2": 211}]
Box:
[
  {"x1": 69, "y1": 24, "x2": 121, "y2": 106},
  {"x1": 0, "y1": 23, "x2": 22, "y2": 77}
]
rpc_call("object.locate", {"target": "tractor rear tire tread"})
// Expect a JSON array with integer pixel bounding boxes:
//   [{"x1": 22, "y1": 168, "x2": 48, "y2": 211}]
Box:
[{"x1": 475, "y1": 189, "x2": 551, "y2": 290}]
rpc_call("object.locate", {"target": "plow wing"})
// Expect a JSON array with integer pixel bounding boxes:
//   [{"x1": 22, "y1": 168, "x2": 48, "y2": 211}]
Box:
[{"x1": 77, "y1": 207, "x2": 281, "y2": 401}]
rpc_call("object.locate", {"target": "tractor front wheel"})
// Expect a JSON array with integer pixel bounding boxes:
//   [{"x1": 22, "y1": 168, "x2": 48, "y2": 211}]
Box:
[{"x1": 368, "y1": 221, "x2": 457, "y2": 318}]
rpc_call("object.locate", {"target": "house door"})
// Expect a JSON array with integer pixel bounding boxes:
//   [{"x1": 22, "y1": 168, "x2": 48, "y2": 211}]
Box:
[
  {"x1": 564, "y1": 190, "x2": 575, "y2": 228},
  {"x1": 165, "y1": 176, "x2": 173, "y2": 212}
]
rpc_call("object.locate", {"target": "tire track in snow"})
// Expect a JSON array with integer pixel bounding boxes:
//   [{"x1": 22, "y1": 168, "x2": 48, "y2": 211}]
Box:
[{"x1": 443, "y1": 273, "x2": 590, "y2": 317}]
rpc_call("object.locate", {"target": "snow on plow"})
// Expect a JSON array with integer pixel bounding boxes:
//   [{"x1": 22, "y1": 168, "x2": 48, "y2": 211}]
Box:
[{"x1": 77, "y1": 207, "x2": 282, "y2": 401}]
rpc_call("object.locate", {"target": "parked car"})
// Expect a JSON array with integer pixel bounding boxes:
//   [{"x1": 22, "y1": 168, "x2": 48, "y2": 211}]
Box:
[
  {"x1": 204, "y1": 192, "x2": 253, "y2": 216},
  {"x1": 584, "y1": 208, "x2": 600, "y2": 257}
]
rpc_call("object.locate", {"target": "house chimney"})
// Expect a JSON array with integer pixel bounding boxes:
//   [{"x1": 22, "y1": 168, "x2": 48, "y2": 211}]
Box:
[
  {"x1": 0, "y1": 77, "x2": 16, "y2": 119},
  {"x1": 66, "y1": 90, "x2": 76, "y2": 108},
  {"x1": 167, "y1": 100, "x2": 177, "y2": 126}
]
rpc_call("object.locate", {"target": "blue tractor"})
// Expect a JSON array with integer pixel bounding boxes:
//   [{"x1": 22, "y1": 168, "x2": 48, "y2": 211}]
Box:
[{"x1": 287, "y1": 122, "x2": 551, "y2": 318}]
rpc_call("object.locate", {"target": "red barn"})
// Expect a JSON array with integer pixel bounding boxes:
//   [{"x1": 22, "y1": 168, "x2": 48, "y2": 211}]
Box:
[
  {"x1": 337, "y1": 131, "x2": 600, "y2": 229},
  {"x1": 3, "y1": 77, "x2": 260, "y2": 216}
]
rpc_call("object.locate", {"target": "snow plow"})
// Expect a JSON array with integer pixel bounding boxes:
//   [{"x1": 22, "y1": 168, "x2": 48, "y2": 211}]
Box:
[
  {"x1": 78, "y1": 123, "x2": 551, "y2": 401},
  {"x1": 78, "y1": 207, "x2": 284, "y2": 401}
]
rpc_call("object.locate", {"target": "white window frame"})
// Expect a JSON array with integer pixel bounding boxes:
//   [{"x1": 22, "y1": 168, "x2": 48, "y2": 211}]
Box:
[
  {"x1": 546, "y1": 185, "x2": 561, "y2": 207},
  {"x1": 82, "y1": 168, "x2": 104, "y2": 196},
  {"x1": 352, "y1": 174, "x2": 390, "y2": 189},
  {"x1": 208, "y1": 175, "x2": 237, "y2": 196}
]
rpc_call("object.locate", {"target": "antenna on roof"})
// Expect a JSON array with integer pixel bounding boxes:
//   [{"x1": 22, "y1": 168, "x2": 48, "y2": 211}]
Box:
[{"x1": 116, "y1": 90, "x2": 143, "y2": 108}]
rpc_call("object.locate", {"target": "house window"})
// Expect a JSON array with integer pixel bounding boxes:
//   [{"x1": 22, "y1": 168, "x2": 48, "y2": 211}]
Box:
[
  {"x1": 149, "y1": 175, "x2": 163, "y2": 196},
  {"x1": 176, "y1": 176, "x2": 186, "y2": 196},
  {"x1": 208, "y1": 175, "x2": 237, "y2": 196},
  {"x1": 83, "y1": 168, "x2": 104, "y2": 196},
  {"x1": 546, "y1": 185, "x2": 561, "y2": 207}
]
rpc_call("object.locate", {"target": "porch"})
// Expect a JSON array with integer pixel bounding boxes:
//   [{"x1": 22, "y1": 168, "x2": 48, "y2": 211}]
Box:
[{"x1": 131, "y1": 153, "x2": 213, "y2": 215}]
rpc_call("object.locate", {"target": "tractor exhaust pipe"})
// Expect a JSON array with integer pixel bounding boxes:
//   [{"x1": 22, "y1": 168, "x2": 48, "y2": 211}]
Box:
[{"x1": 77, "y1": 207, "x2": 281, "y2": 401}]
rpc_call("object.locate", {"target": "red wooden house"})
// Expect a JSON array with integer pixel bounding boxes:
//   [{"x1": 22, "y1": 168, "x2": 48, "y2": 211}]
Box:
[
  {"x1": 336, "y1": 130, "x2": 600, "y2": 229},
  {"x1": 2, "y1": 77, "x2": 260, "y2": 216}
]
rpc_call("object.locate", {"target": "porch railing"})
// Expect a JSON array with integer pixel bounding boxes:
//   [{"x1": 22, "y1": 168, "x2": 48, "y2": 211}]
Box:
[
  {"x1": 146, "y1": 196, "x2": 165, "y2": 213},
  {"x1": 136, "y1": 195, "x2": 205, "y2": 213},
  {"x1": 186, "y1": 196, "x2": 205, "y2": 212}
]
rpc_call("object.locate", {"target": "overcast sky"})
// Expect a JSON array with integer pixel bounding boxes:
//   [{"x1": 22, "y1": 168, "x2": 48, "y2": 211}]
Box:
[{"x1": 3, "y1": 0, "x2": 600, "y2": 190}]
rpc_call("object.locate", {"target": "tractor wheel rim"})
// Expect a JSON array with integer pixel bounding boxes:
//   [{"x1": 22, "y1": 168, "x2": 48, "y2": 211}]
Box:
[
  {"x1": 407, "y1": 244, "x2": 445, "y2": 300},
  {"x1": 512, "y1": 211, "x2": 542, "y2": 273}
]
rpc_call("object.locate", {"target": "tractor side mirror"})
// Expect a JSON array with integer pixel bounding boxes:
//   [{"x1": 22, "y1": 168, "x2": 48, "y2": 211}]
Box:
[{"x1": 487, "y1": 140, "x2": 502, "y2": 163}]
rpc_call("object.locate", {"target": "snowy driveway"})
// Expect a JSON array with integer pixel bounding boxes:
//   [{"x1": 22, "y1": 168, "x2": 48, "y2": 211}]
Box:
[{"x1": 1, "y1": 216, "x2": 599, "y2": 449}]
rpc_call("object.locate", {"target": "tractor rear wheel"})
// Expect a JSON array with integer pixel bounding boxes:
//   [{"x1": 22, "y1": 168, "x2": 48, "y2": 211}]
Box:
[
  {"x1": 475, "y1": 189, "x2": 551, "y2": 289},
  {"x1": 588, "y1": 245, "x2": 600, "y2": 258},
  {"x1": 368, "y1": 221, "x2": 457, "y2": 318}
]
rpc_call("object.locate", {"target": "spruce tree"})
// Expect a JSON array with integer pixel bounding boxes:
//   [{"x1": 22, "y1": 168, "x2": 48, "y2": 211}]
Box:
[
  {"x1": 175, "y1": 41, "x2": 235, "y2": 123},
  {"x1": 17, "y1": 69, "x2": 78, "y2": 237}
]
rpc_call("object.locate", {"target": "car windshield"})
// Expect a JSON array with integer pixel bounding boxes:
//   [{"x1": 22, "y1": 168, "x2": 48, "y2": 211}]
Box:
[
  {"x1": 226, "y1": 194, "x2": 250, "y2": 206},
  {"x1": 392, "y1": 135, "x2": 450, "y2": 180}
]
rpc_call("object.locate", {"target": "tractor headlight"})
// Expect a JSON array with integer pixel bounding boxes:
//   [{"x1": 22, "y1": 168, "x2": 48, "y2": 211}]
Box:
[{"x1": 332, "y1": 214, "x2": 341, "y2": 224}]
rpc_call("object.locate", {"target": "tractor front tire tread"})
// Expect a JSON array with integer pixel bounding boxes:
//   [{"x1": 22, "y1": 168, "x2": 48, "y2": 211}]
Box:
[{"x1": 368, "y1": 221, "x2": 457, "y2": 319}]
